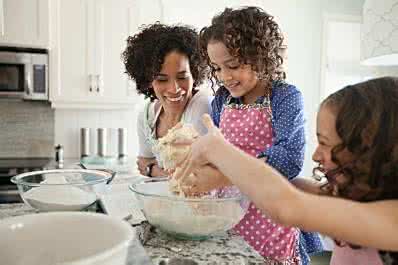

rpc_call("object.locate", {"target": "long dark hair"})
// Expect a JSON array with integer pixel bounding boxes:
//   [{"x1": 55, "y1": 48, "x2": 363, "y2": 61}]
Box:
[
  {"x1": 322, "y1": 76, "x2": 398, "y2": 202},
  {"x1": 321, "y1": 77, "x2": 398, "y2": 261}
]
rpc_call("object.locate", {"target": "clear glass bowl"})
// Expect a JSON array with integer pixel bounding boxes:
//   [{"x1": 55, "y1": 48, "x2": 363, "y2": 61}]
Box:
[
  {"x1": 129, "y1": 178, "x2": 249, "y2": 240},
  {"x1": 11, "y1": 169, "x2": 114, "y2": 212}
]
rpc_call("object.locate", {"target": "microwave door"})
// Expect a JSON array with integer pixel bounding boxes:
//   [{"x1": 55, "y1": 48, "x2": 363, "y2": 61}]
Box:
[{"x1": 0, "y1": 52, "x2": 28, "y2": 98}]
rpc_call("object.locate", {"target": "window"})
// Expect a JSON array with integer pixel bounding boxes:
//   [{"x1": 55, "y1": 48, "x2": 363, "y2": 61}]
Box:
[{"x1": 320, "y1": 15, "x2": 374, "y2": 101}]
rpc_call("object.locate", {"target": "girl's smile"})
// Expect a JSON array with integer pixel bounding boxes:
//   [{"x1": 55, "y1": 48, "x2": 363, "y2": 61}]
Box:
[{"x1": 207, "y1": 41, "x2": 265, "y2": 104}]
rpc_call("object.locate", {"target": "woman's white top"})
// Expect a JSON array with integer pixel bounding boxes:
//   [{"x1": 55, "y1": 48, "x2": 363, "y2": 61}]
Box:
[{"x1": 136, "y1": 90, "x2": 212, "y2": 165}]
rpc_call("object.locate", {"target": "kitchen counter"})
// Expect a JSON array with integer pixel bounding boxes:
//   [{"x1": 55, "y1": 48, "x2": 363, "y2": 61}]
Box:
[{"x1": 0, "y1": 203, "x2": 268, "y2": 265}]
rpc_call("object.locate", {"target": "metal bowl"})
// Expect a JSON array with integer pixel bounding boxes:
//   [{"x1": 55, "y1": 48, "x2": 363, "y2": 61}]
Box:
[
  {"x1": 129, "y1": 178, "x2": 249, "y2": 240},
  {"x1": 11, "y1": 169, "x2": 114, "y2": 212}
]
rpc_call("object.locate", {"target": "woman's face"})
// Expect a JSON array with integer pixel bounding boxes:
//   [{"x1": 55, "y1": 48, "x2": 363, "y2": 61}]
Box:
[
  {"x1": 151, "y1": 51, "x2": 194, "y2": 112},
  {"x1": 207, "y1": 41, "x2": 263, "y2": 103}
]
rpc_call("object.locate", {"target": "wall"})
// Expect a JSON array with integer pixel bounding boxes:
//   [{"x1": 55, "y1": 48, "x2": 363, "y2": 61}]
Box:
[
  {"x1": 54, "y1": 100, "x2": 143, "y2": 159},
  {"x1": 161, "y1": 0, "x2": 364, "y2": 176},
  {"x1": 0, "y1": 100, "x2": 54, "y2": 158},
  {"x1": 53, "y1": 0, "x2": 367, "y2": 176}
]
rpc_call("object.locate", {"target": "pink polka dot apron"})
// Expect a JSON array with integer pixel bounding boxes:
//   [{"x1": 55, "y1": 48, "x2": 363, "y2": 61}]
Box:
[{"x1": 219, "y1": 96, "x2": 299, "y2": 264}]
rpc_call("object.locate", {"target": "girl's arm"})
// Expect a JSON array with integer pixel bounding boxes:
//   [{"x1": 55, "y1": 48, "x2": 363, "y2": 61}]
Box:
[
  {"x1": 177, "y1": 115, "x2": 398, "y2": 251},
  {"x1": 258, "y1": 85, "x2": 305, "y2": 179},
  {"x1": 205, "y1": 137, "x2": 398, "y2": 251}
]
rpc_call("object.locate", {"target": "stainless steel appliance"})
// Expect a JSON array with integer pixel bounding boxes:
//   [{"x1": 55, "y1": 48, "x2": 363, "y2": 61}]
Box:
[
  {"x1": 0, "y1": 46, "x2": 48, "y2": 100},
  {"x1": 0, "y1": 157, "x2": 51, "y2": 203}
]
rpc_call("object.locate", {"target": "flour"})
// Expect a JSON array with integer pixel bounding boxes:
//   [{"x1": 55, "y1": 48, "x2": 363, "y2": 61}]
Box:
[
  {"x1": 144, "y1": 202, "x2": 244, "y2": 237},
  {"x1": 23, "y1": 176, "x2": 97, "y2": 211},
  {"x1": 137, "y1": 181, "x2": 244, "y2": 237}
]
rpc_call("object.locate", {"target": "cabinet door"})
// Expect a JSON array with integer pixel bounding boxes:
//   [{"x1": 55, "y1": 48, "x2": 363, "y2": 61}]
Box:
[
  {"x1": 50, "y1": 0, "x2": 163, "y2": 109},
  {"x1": 91, "y1": 0, "x2": 139, "y2": 105},
  {"x1": 0, "y1": 0, "x2": 49, "y2": 47},
  {"x1": 49, "y1": 0, "x2": 93, "y2": 105}
]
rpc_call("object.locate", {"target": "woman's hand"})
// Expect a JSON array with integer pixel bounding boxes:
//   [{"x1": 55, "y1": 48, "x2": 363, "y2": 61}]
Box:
[
  {"x1": 136, "y1": 157, "x2": 167, "y2": 177},
  {"x1": 136, "y1": 157, "x2": 156, "y2": 176}
]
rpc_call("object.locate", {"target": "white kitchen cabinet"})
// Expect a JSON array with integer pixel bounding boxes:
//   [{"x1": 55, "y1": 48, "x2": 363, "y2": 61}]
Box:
[
  {"x1": 0, "y1": 0, "x2": 49, "y2": 47},
  {"x1": 50, "y1": 0, "x2": 163, "y2": 109}
]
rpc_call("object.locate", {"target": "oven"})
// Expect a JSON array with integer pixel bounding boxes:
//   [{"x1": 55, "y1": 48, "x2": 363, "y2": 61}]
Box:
[{"x1": 0, "y1": 158, "x2": 50, "y2": 203}]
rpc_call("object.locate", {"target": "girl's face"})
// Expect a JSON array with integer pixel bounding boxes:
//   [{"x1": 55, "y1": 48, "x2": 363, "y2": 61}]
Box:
[
  {"x1": 207, "y1": 41, "x2": 263, "y2": 103},
  {"x1": 312, "y1": 105, "x2": 341, "y2": 173},
  {"x1": 313, "y1": 104, "x2": 354, "y2": 173},
  {"x1": 313, "y1": 104, "x2": 360, "y2": 197},
  {"x1": 151, "y1": 51, "x2": 194, "y2": 112}
]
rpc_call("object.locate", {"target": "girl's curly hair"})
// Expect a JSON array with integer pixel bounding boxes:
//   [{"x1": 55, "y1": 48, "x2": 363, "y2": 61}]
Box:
[
  {"x1": 122, "y1": 23, "x2": 206, "y2": 101},
  {"x1": 322, "y1": 77, "x2": 398, "y2": 202},
  {"x1": 199, "y1": 6, "x2": 286, "y2": 93}
]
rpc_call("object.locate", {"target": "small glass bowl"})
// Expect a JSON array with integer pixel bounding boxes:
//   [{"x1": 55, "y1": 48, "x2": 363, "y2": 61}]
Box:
[
  {"x1": 129, "y1": 177, "x2": 249, "y2": 240},
  {"x1": 11, "y1": 169, "x2": 114, "y2": 212}
]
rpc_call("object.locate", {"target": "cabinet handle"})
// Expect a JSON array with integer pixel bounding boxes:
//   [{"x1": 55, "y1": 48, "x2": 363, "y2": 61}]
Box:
[
  {"x1": 0, "y1": 0, "x2": 4, "y2": 36},
  {"x1": 89, "y1": 74, "x2": 93, "y2": 92},
  {"x1": 96, "y1": 75, "x2": 100, "y2": 93}
]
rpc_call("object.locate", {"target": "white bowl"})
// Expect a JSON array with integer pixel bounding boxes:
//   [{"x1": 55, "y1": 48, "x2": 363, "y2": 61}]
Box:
[
  {"x1": 129, "y1": 178, "x2": 249, "y2": 240},
  {"x1": 11, "y1": 169, "x2": 114, "y2": 212},
  {"x1": 0, "y1": 212, "x2": 135, "y2": 265}
]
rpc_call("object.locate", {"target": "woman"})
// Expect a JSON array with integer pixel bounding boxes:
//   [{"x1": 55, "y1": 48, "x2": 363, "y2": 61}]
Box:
[
  {"x1": 122, "y1": 23, "x2": 210, "y2": 177},
  {"x1": 176, "y1": 77, "x2": 398, "y2": 264}
]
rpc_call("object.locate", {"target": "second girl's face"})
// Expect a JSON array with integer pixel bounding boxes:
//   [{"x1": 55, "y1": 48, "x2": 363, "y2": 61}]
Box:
[
  {"x1": 312, "y1": 104, "x2": 353, "y2": 173},
  {"x1": 152, "y1": 51, "x2": 194, "y2": 111},
  {"x1": 207, "y1": 41, "x2": 263, "y2": 103},
  {"x1": 312, "y1": 105, "x2": 341, "y2": 173}
]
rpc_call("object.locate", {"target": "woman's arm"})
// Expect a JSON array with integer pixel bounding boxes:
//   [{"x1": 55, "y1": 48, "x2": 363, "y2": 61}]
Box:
[{"x1": 136, "y1": 102, "x2": 167, "y2": 177}]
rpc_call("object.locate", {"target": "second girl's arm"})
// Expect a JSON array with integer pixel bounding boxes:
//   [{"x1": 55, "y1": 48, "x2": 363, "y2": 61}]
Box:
[{"x1": 205, "y1": 137, "x2": 398, "y2": 251}]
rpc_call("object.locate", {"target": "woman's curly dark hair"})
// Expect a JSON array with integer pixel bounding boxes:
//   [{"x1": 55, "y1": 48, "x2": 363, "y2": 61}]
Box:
[
  {"x1": 322, "y1": 77, "x2": 398, "y2": 202},
  {"x1": 199, "y1": 6, "x2": 285, "y2": 93},
  {"x1": 122, "y1": 23, "x2": 206, "y2": 101}
]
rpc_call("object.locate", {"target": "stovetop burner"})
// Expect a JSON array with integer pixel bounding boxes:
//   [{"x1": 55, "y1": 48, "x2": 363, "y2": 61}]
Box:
[
  {"x1": 0, "y1": 157, "x2": 51, "y2": 170},
  {"x1": 0, "y1": 157, "x2": 52, "y2": 203}
]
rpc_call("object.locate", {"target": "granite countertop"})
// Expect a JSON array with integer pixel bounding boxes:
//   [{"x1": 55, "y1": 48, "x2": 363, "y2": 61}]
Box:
[
  {"x1": 0, "y1": 203, "x2": 267, "y2": 265},
  {"x1": 3, "y1": 159, "x2": 268, "y2": 264}
]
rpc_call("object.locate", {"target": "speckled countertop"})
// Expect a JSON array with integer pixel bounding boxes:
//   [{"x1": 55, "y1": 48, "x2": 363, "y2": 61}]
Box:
[
  {"x1": 0, "y1": 203, "x2": 267, "y2": 265},
  {"x1": 3, "y1": 159, "x2": 269, "y2": 264}
]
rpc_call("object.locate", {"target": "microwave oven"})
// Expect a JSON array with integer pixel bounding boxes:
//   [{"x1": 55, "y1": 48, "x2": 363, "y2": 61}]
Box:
[{"x1": 0, "y1": 46, "x2": 48, "y2": 100}]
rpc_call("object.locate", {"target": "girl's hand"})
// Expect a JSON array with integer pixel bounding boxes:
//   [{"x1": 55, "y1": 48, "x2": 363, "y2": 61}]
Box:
[
  {"x1": 180, "y1": 164, "x2": 231, "y2": 195},
  {"x1": 173, "y1": 114, "x2": 225, "y2": 181}
]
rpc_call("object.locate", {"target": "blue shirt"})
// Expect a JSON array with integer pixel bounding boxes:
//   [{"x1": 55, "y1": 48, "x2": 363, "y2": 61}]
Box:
[
  {"x1": 211, "y1": 81, "x2": 323, "y2": 264},
  {"x1": 211, "y1": 81, "x2": 305, "y2": 179}
]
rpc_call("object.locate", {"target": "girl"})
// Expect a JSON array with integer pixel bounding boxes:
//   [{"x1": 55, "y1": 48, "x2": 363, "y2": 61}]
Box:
[
  {"x1": 177, "y1": 77, "x2": 398, "y2": 265},
  {"x1": 121, "y1": 23, "x2": 210, "y2": 177},
  {"x1": 196, "y1": 6, "x2": 322, "y2": 264}
]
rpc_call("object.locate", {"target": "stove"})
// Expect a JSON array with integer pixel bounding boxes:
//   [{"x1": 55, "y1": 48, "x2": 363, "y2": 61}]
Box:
[{"x1": 0, "y1": 157, "x2": 51, "y2": 203}]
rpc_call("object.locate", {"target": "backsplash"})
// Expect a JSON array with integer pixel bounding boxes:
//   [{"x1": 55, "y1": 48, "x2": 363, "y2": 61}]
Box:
[
  {"x1": 54, "y1": 104, "x2": 142, "y2": 159},
  {"x1": 0, "y1": 100, "x2": 54, "y2": 158}
]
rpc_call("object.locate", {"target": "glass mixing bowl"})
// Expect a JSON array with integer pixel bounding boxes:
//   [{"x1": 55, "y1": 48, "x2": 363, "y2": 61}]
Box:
[
  {"x1": 129, "y1": 178, "x2": 249, "y2": 240},
  {"x1": 11, "y1": 169, "x2": 114, "y2": 212}
]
